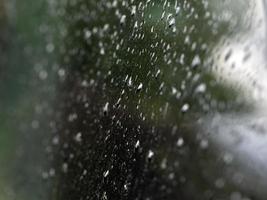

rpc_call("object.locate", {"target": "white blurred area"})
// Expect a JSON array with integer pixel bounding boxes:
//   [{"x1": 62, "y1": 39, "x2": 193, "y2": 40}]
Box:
[
  {"x1": 211, "y1": 0, "x2": 267, "y2": 108},
  {"x1": 204, "y1": 0, "x2": 267, "y2": 198}
]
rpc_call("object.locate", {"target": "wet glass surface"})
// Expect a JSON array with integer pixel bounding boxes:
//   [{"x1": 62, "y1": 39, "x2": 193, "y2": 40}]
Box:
[{"x1": 1, "y1": 0, "x2": 267, "y2": 200}]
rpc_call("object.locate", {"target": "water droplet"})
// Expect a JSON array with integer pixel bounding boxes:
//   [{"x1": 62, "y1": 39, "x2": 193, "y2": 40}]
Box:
[
  {"x1": 31, "y1": 120, "x2": 39, "y2": 129},
  {"x1": 168, "y1": 17, "x2": 175, "y2": 28},
  {"x1": 120, "y1": 15, "x2": 126, "y2": 25},
  {"x1": 49, "y1": 168, "x2": 55, "y2": 177},
  {"x1": 84, "y1": 29, "x2": 92, "y2": 39},
  {"x1": 58, "y1": 68, "x2": 65, "y2": 77},
  {"x1": 62, "y1": 163, "x2": 68, "y2": 173},
  {"x1": 147, "y1": 150, "x2": 154, "y2": 159},
  {"x1": 181, "y1": 103, "x2": 190, "y2": 113},
  {"x1": 135, "y1": 140, "x2": 140, "y2": 148},
  {"x1": 171, "y1": 87, "x2": 178, "y2": 95},
  {"x1": 176, "y1": 138, "x2": 184, "y2": 147},
  {"x1": 39, "y1": 70, "x2": 48, "y2": 80},
  {"x1": 134, "y1": 21, "x2": 138, "y2": 28},
  {"x1": 103, "y1": 102, "x2": 109, "y2": 115},
  {"x1": 52, "y1": 136, "x2": 59, "y2": 145},
  {"x1": 137, "y1": 83, "x2": 143, "y2": 92},
  {"x1": 128, "y1": 76, "x2": 133, "y2": 86},
  {"x1": 195, "y1": 83, "x2": 206, "y2": 93},
  {"x1": 131, "y1": 5, "x2": 136, "y2": 16},
  {"x1": 74, "y1": 132, "x2": 82, "y2": 142},
  {"x1": 100, "y1": 47, "x2": 105, "y2": 55},
  {"x1": 155, "y1": 69, "x2": 161, "y2": 78},
  {"x1": 175, "y1": 6, "x2": 181, "y2": 15},
  {"x1": 223, "y1": 153, "x2": 233, "y2": 164},
  {"x1": 215, "y1": 178, "x2": 225, "y2": 188},
  {"x1": 46, "y1": 43, "x2": 54, "y2": 53},
  {"x1": 160, "y1": 158, "x2": 167, "y2": 169},
  {"x1": 200, "y1": 139, "x2": 209, "y2": 149},
  {"x1": 191, "y1": 55, "x2": 201, "y2": 68},
  {"x1": 230, "y1": 192, "x2": 242, "y2": 200},
  {"x1": 82, "y1": 169, "x2": 88, "y2": 176},
  {"x1": 102, "y1": 191, "x2": 108, "y2": 200},
  {"x1": 103, "y1": 170, "x2": 109, "y2": 177}
]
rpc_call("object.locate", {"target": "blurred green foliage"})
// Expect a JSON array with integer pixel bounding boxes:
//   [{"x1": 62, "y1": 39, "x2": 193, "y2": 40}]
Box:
[{"x1": 0, "y1": 0, "x2": 58, "y2": 199}]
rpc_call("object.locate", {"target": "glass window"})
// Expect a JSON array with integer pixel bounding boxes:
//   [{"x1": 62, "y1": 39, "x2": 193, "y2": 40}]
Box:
[{"x1": 1, "y1": 0, "x2": 267, "y2": 200}]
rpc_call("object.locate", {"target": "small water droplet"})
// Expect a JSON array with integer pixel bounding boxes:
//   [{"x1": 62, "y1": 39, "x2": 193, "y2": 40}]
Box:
[
  {"x1": 147, "y1": 150, "x2": 154, "y2": 159},
  {"x1": 39, "y1": 70, "x2": 48, "y2": 80},
  {"x1": 100, "y1": 47, "x2": 105, "y2": 55},
  {"x1": 176, "y1": 138, "x2": 184, "y2": 147},
  {"x1": 103, "y1": 170, "x2": 109, "y2": 177},
  {"x1": 215, "y1": 178, "x2": 225, "y2": 188},
  {"x1": 191, "y1": 55, "x2": 201, "y2": 68},
  {"x1": 131, "y1": 5, "x2": 136, "y2": 16},
  {"x1": 223, "y1": 153, "x2": 233, "y2": 164},
  {"x1": 74, "y1": 132, "x2": 82, "y2": 142},
  {"x1": 102, "y1": 191, "x2": 108, "y2": 200},
  {"x1": 175, "y1": 6, "x2": 181, "y2": 15},
  {"x1": 62, "y1": 163, "x2": 68, "y2": 173},
  {"x1": 171, "y1": 87, "x2": 178, "y2": 95},
  {"x1": 52, "y1": 136, "x2": 59, "y2": 145},
  {"x1": 84, "y1": 29, "x2": 92, "y2": 39},
  {"x1": 200, "y1": 139, "x2": 209, "y2": 149},
  {"x1": 135, "y1": 140, "x2": 140, "y2": 148},
  {"x1": 120, "y1": 15, "x2": 126, "y2": 25},
  {"x1": 160, "y1": 158, "x2": 167, "y2": 169},
  {"x1": 103, "y1": 102, "x2": 109, "y2": 115},
  {"x1": 195, "y1": 83, "x2": 206, "y2": 93},
  {"x1": 46, "y1": 43, "x2": 54, "y2": 53},
  {"x1": 128, "y1": 77, "x2": 133, "y2": 86},
  {"x1": 168, "y1": 17, "x2": 175, "y2": 28},
  {"x1": 181, "y1": 103, "x2": 190, "y2": 113},
  {"x1": 155, "y1": 69, "x2": 161, "y2": 78},
  {"x1": 137, "y1": 83, "x2": 143, "y2": 92}
]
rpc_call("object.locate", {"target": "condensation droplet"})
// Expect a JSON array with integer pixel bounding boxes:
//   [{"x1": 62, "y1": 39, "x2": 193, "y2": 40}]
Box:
[
  {"x1": 191, "y1": 55, "x2": 201, "y2": 68},
  {"x1": 103, "y1": 170, "x2": 109, "y2": 177},
  {"x1": 135, "y1": 140, "x2": 140, "y2": 148},
  {"x1": 131, "y1": 5, "x2": 136, "y2": 16},
  {"x1": 200, "y1": 139, "x2": 209, "y2": 149},
  {"x1": 195, "y1": 83, "x2": 207, "y2": 93},
  {"x1": 176, "y1": 138, "x2": 184, "y2": 147},
  {"x1": 74, "y1": 132, "x2": 82, "y2": 142},
  {"x1": 168, "y1": 17, "x2": 175, "y2": 28},
  {"x1": 223, "y1": 153, "x2": 233, "y2": 164},
  {"x1": 147, "y1": 150, "x2": 154, "y2": 159},
  {"x1": 62, "y1": 163, "x2": 68, "y2": 173},
  {"x1": 120, "y1": 15, "x2": 126, "y2": 25},
  {"x1": 137, "y1": 83, "x2": 143, "y2": 91},
  {"x1": 103, "y1": 102, "x2": 109, "y2": 115},
  {"x1": 181, "y1": 103, "x2": 190, "y2": 113}
]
